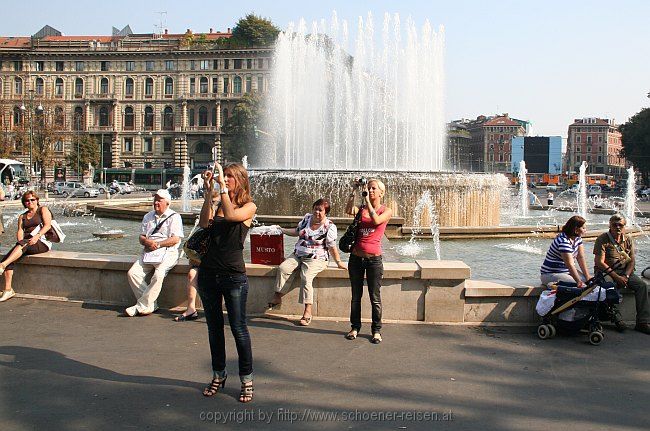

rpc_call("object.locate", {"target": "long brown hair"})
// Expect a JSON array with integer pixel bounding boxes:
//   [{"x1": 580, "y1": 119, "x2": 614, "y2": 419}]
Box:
[
  {"x1": 224, "y1": 163, "x2": 252, "y2": 207},
  {"x1": 21, "y1": 190, "x2": 40, "y2": 208},
  {"x1": 561, "y1": 215, "x2": 586, "y2": 237}
]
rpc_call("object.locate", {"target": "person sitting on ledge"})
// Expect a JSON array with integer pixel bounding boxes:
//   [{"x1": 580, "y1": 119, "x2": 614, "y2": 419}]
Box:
[
  {"x1": 540, "y1": 215, "x2": 591, "y2": 288},
  {"x1": 0, "y1": 191, "x2": 53, "y2": 303},
  {"x1": 268, "y1": 198, "x2": 347, "y2": 326},
  {"x1": 125, "y1": 189, "x2": 184, "y2": 316},
  {"x1": 593, "y1": 214, "x2": 650, "y2": 334}
]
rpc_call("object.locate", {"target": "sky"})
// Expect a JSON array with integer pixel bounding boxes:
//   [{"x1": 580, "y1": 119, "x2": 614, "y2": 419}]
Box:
[{"x1": 3, "y1": 0, "x2": 649, "y2": 138}]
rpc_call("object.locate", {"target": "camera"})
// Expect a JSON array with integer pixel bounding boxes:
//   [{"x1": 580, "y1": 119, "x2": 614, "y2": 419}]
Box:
[{"x1": 356, "y1": 177, "x2": 368, "y2": 186}]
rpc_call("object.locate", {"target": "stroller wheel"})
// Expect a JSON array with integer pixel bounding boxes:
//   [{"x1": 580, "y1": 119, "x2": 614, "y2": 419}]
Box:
[
  {"x1": 537, "y1": 324, "x2": 550, "y2": 339},
  {"x1": 548, "y1": 324, "x2": 556, "y2": 338},
  {"x1": 593, "y1": 323, "x2": 603, "y2": 333},
  {"x1": 589, "y1": 331, "x2": 604, "y2": 346}
]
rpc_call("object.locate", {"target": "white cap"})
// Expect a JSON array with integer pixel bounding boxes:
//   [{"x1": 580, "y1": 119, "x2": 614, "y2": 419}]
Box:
[{"x1": 154, "y1": 189, "x2": 172, "y2": 203}]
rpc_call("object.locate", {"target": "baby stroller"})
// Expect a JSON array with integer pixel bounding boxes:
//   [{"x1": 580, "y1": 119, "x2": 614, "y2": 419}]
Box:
[{"x1": 536, "y1": 265, "x2": 622, "y2": 346}]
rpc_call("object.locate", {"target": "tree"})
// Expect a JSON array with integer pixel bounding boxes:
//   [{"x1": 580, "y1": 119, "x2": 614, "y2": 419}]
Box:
[
  {"x1": 66, "y1": 134, "x2": 99, "y2": 176},
  {"x1": 230, "y1": 14, "x2": 280, "y2": 47},
  {"x1": 32, "y1": 106, "x2": 65, "y2": 182},
  {"x1": 619, "y1": 107, "x2": 650, "y2": 185},
  {"x1": 221, "y1": 93, "x2": 263, "y2": 162}
]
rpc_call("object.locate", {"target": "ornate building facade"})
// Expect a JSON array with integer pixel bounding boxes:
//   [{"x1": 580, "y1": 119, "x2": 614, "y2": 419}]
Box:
[
  {"x1": 566, "y1": 117, "x2": 625, "y2": 176},
  {"x1": 0, "y1": 26, "x2": 272, "y2": 179}
]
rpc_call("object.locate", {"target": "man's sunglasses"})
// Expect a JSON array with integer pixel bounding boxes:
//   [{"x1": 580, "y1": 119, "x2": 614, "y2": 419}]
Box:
[{"x1": 612, "y1": 223, "x2": 626, "y2": 228}]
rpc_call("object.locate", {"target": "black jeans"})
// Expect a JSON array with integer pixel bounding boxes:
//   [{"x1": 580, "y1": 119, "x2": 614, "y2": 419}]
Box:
[
  {"x1": 348, "y1": 254, "x2": 383, "y2": 333},
  {"x1": 197, "y1": 270, "x2": 253, "y2": 381}
]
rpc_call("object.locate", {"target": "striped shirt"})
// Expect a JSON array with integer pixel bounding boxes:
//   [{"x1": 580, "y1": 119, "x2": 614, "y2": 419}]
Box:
[{"x1": 540, "y1": 232, "x2": 582, "y2": 274}]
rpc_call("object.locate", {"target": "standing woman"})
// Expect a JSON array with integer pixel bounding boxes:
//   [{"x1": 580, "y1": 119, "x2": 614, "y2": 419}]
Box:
[
  {"x1": 198, "y1": 163, "x2": 257, "y2": 403},
  {"x1": 344, "y1": 179, "x2": 392, "y2": 344},
  {"x1": 0, "y1": 191, "x2": 53, "y2": 302},
  {"x1": 540, "y1": 215, "x2": 591, "y2": 287}
]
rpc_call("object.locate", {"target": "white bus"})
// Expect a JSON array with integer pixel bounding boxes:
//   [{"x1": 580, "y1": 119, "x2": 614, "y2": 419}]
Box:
[{"x1": 0, "y1": 159, "x2": 28, "y2": 185}]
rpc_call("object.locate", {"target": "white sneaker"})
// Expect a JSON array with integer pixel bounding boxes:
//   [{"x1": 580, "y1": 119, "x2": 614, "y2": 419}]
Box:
[
  {"x1": 124, "y1": 305, "x2": 138, "y2": 317},
  {"x1": 0, "y1": 289, "x2": 15, "y2": 302}
]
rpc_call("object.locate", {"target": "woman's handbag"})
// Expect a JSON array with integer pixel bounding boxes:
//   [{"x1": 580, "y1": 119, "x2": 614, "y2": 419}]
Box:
[
  {"x1": 339, "y1": 205, "x2": 365, "y2": 253},
  {"x1": 39, "y1": 206, "x2": 65, "y2": 243},
  {"x1": 183, "y1": 227, "x2": 211, "y2": 263}
]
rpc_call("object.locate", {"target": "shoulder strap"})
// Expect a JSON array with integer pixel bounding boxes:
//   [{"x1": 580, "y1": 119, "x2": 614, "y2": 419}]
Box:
[
  {"x1": 150, "y1": 212, "x2": 177, "y2": 236},
  {"x1": 606, "y1": 231, "x2": 624, "y2": 253}
]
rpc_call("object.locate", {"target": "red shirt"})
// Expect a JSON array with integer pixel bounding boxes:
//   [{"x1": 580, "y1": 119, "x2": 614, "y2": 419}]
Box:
[{"x1": 353, "y1": 205, "x2": 387, "y2": 255}]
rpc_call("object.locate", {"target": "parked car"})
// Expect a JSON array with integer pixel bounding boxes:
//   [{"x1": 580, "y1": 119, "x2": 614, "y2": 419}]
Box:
[
  {"x1": 60, "y1": 182, "x2": 100, "y2": 198},
  {"x1": 546, "y1": 184, "x2": 558, "y2": 192},
  {"x1": 587, "y1": 185, "x2": 602, "y2": 197},
  {"x1": 117, "y1": 182, "x2": 134, "y2": 194},
  {"x1": 49, "y1": 181, "x2": 67, "y2": 195},
  {"x1": 567, "y1": 184, "x2": 579, "y2": 194},
  {"x1": 91, "y1": 183, "x2": 109, "y2": 194}
]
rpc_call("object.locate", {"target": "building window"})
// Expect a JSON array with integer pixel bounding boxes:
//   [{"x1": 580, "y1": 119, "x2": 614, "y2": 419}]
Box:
[
  {"x1": 124, "y1": 137, "x2": 133, "y2": 152},
  {"x1": 144, "y1": 106, "x2": 154, "y2": 130},
  {"x1": 36, "y1": 78, "x2": 46, "y2": 95},
  {"x1": 56, "y1": 61, "x2": 64, "y2": 71},
  {"x1": 75, "y1": 61, "x2": 84, "y2": 71},
  {"x1": 124, "y1": 107, "x2": 134, "y2": 130},
  {"x1": 13, "y1": 106, "x2": 22, "y2": 125},
  {"x1": 165, "y1": 60, "x2": 174, "y2": 70},
  {"x1": 189, "y1": 60, "x2": 196, "y2": 70},
  {"x1": 98, "y1": 106, "x2": 110, "y2": 127},
  {"x1": 143, "y1": 137, "x2": 153, "y2": 153},
  {"x1": 14, "y1": 77, "x2": 23, "y2": 95},
  {"x1": 257, "y1": 76, "x2": 264, "y2": 92},
  {"x1": 200, "y1": 77, "x2": 208, "y2": 93},
  {"x1": 100, "y1": 78, "x2": 109, "y2": 95},
  {"x1": 144, "y1": 162, "x2": 153, "y2": 169},
  {"x1": 213, "y1": 59, "x2": 219, "y2": 70},
  {"x1": 189, "y1": 108, "x2": 195, "y2": 127},
  {"x1": 54, "y1": 106, "x2": 65, "y2": 127},
  {"x1": 246, "y1": 59, "x2": 252, "y2": 69},
  {"x1": 14, "y1": 60, "x2": 23, "y2": 71},
  {"x1": 223, "y1": 108, "x2": 228, "y2": 121},
  {"x1": 145, "y1": 78, "x2": 154, "y2": 96},
  {"x1": 35, "y1": 61, "x2": 44, "y2": 71},
  {"x1": 198, "y1": 106, "x2": 208, "y2": 126},
  {"x1": 124, "y1": 161, "x2": 133, "y2": 168},
  {"x1": 125, "y1": 61, "x2": 135, "y2": 71},
  {"x1": 200, "y1": 60, "x2": 210, "y2": 70},
  {"x1": 146, "y1": 60, "x2": 154, "y2": 71},
  {"x1": 223, "y1": 77, "x2": 229, "y2": 94},
  {"x1": 597, "y1": 155, "x2": 602, "y2": 163},
  {"x1": 212, "y1": 77, "x2": 218, "y2": 93},
  {"x1": 189, "y1": 78, "x2": 196, "y2": 95},
  {"x1": 587, "y1": 146, "x2": 591, "y2": 153},
  {"x1": 164, "y1": 77, "x2": 173, "y2": 95},
  {"x1": 163, "y1": 137, "x2": 172, "y2": 152},
  {"x1": 587, "y1": 136, "x2": 592, "y2": 144},
  {"x1": 575, "y1": 135, "x2": 581, "y2": 143},
  {"x1": 73, "y1": 107, "x2": 84, "y2": 130},
  {"x1": 212, "y1": 107, "x2": 217, "y2": 126},
  {"x1": 245, "y1": 76, "x2": 252, "y2": 93},
  {"x1": 75, "y1": 78, "x2": 83, "y2": 96},
  {"x1": 234, "y1": 59, "x2": 242, "y2": 69},
  {"x1": 163, "y1": 107, "x2": 174, "y2": 130},
  {"x1": 54, "y1": 140, "x2": 64, "y2": 152},
  {"x1": 224, "y1": 59, "x2": 230, "y2": 69},
  {"x1": 258, "y1": 58, "x2": 264, "y2": 68},
  {"x1": 99, "y1": 61, "x2": 109, "y2": 71},
  {"x1": 598, "y1": 135, "x2": 603, "y2": 143},
  {"x1": 55, "y1": 78, "x2": 64, "y2": 96},
  {"x1": 125, "y1": 78, "x2": 134, "y2": 97},
  {"x1": 233, "y1": 76, "x2": 242, "y2": 93}
]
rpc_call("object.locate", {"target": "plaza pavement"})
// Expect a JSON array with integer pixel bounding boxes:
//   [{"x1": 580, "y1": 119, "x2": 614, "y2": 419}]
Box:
[{"x1": 0, "y1": 298, "x2": 648, "y2": 431}]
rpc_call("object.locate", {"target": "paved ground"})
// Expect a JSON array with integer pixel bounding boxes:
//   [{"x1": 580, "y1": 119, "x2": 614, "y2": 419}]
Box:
[{"x1": 0, "y1": 298, "x2": 649, "y2": 431}]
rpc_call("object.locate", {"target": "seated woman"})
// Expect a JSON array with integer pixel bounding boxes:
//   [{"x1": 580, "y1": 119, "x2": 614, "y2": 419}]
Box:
[
  {"x1": 0, "y1": 191, "x2": 53, "y2": 302},
  {"x1": 540, "y1": 215, "x2": 591, "y2": 288},
  {"x1": 268, "y1": 198, "x2": 346, "y2": 326}
]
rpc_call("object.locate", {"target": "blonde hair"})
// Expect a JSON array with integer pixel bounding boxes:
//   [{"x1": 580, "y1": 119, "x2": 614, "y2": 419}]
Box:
[
  {"x1": 223, "y1": 163, "x2": 253, "y2": 207},
  {"x1": 368, "y1": 178, "x2": 386, "y2": 194}
]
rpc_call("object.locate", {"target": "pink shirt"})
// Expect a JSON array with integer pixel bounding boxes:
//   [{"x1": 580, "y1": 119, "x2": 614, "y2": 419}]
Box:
[{"x1": 354, "y1": 205, "x2": 387, "y2": 255}]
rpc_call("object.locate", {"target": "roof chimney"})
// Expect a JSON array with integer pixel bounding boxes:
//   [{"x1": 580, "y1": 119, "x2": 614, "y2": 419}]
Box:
[
  {"x1": 227, "y1": 27, "x2": 231, "y2": 33},
  {"x1": 209, "y1": 28, "x2": 213, "y2": 33},
  {"x1": 164, "y1": 29, "x2": 168, "y2": 35}
]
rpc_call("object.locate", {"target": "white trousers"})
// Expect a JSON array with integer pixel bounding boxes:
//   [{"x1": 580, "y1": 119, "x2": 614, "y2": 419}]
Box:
[
  {"x1": 275, "y1": 254, "x2": 328, "y2": 304},
  {"x1": 127, "y1": 249, "x2": 179, "y2": 313}
]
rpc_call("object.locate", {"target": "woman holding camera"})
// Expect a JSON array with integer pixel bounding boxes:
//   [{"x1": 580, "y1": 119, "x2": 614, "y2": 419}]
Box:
[
  {"x1": 197, "y1": 163, "x2": 257, "y2": 403},
  {"x1": 344, "y1": 178, "x2": 392, "y2": 344}
]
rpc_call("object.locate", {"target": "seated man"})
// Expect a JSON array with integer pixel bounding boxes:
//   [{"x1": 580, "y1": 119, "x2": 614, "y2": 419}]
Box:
[
  {"x1": 593, "y1": 214, "x2": 649, "y2": 334},
  {"x1": 126, "y1": 189, "x2": 184, "y2": 316}
]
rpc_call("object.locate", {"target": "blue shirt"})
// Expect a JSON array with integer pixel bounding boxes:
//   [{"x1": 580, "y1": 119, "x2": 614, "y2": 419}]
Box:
[{"x1": 540, "y1": 232, "x2": 582, "y2": 274}]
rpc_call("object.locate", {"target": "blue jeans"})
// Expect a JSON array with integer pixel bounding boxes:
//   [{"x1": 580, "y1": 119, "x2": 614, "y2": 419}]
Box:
[
  {"x1": 348, "y1": 254, "x2": 383, "y2": 333},
  {"x1": 197, "y1": 270, "x2": 253, "y2": 382}
]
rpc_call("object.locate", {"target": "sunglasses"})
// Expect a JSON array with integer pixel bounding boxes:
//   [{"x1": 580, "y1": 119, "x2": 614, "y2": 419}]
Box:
[
  {"x1": 612, "y1": 223, "x2": 626, "y2": 228},
  {"x1": 25, "y1": 198, "x2": 38, "y2": 202}
]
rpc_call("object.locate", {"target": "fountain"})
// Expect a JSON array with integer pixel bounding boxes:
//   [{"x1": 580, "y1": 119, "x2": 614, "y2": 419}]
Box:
[
  {"x1": 518, "y1": 161, "x2": 529, "y2": 217},
  {"x1": 624, "y1": 166, "x2": 636, "y2": 226},
  {"x1": 181, "y1": 164, "x2": 191, "y2": 212},
  {"x1": 249, "y1": 12, "x2": 506, "y2": 227},
  {"x1": 577, "y1": 161, "x2": 588, "y2": 219}
]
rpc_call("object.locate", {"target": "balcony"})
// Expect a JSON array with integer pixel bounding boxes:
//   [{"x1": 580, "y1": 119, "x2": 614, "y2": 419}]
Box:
[
  {"x1": 87, "y1": 93, "x2": 117, "y2": 101},
  {"x1": 89, "y1": 125, "x2": 113, "y2": 132},
  {"x1": 186, "y1": 126, "x2": 219, "y2": 132}
]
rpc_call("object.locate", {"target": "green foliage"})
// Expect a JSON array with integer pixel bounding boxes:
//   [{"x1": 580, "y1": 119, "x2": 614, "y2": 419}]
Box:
[
  {"x1": 66, "y1": 134, "x2": 100, "y2": 175},
  {"x1": 230, "y1": 14, "x2": 280, "y2": 47},
  {"x1": 620, "y1": 107, "x2": 650, "y2": 184},
  {"x1": 221, "y1": 93, "x2": 263, "y2": 162}
]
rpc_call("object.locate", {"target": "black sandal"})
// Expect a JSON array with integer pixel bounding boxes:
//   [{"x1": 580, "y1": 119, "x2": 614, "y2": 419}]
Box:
[
  {"x1": 173, "y1": 311, "x2": 199, "y2": 322},
  {"x1": 371, "y1": 333, "x2": 382, "y2": 344},
  {"x1": 345, "y1": 329, "x2": 358, "y2": 340},
  {"x1": 203, "y1": 375, "x2": 227, "y2": 397},
  {"x1": 239, "y1": 382, "x2": 254, "y2": 403}
]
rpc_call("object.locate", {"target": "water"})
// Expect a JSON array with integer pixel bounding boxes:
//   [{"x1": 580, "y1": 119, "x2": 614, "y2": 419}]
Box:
[
  {"x1": 518, "y1": 161, "x2": 528, "y2": 217},
  {"x1": 257, "y1": 12, "x2": 446, "y2": 172},
  {"x1": 397, "y1": 191, "x2": 440, "y2": 259},
  {"x1": 180, "y1": 165, "x2": 191, "y2": 212},
  {"x1": 625, "y1": 166, "x2": 636, "y2": 225},
  {"x1": 577, "y1": 161, "x2": 588, "y2": 219}
]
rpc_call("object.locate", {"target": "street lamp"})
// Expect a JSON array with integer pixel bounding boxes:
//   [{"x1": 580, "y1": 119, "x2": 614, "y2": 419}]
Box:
[{"x1": 20, "y1": 89, "x2": 43, "y2": 183}]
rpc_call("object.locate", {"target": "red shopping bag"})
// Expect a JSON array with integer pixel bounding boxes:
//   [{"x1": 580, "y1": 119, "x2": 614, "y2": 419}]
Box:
[{"x1": 250, "y1": 233, "x2": 284, "y2": 265}]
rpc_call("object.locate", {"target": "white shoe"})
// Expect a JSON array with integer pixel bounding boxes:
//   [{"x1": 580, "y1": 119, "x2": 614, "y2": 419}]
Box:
[
  {"x1": 124, "y1": 305, "x2": 138, "y2": 317},
  {"x1": 0, "y1": 289, "x2": 15, "y2": 302}
]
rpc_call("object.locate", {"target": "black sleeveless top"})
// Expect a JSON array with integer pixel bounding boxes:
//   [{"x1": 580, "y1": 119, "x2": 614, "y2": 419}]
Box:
[{"x1": 200, "y1": 216, "x2": 249, "y2": 275}]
